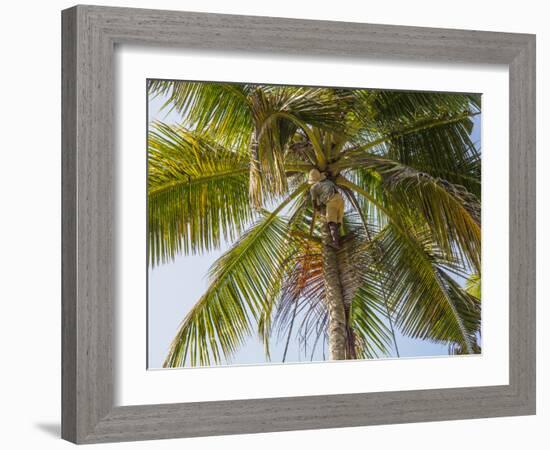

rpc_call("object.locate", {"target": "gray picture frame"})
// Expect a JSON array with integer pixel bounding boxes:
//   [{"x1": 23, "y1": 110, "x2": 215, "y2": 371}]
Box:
[{"x1": 62, "y1": 4, "x2": 536, "y2": 444}]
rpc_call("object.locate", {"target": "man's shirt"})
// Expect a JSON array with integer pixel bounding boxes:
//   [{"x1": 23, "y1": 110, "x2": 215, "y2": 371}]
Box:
[{"x1": 310, "y1": 179, "x2": 338, "y2": 207}]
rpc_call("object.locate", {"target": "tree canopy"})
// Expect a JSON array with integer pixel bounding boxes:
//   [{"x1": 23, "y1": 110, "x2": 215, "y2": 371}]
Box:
[{"x1": 147, "y1": 80, "x2": 482, "y2": 367}]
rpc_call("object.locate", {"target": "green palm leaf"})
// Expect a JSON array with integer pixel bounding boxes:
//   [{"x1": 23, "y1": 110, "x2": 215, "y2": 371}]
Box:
[
  {"x1": 375, "y1": 223, "x2": 479, "y2": 353},
  {"x1": 351, "y1": 89, "x2": 480, "y2": 130},
  {"x1": 148, "y1": 122, "x2": 252, "y2": 265},
  {"x1": 382, "y1": 166, "x2": 481, "y2": 273},
  {"x1": 350, "y1": 285, "x2": 394, "y2": 359},
  {"x1": 274, "y1": 214, "x2": 394, "y2": 360},
  {"x1": 344, "y1": 90, "x2": 481, "y2": 196},
  {"x1": 339, "y1": 223, "x2": 394, "y2": 359},
  {"x1": 465, "y1": 273, "x2": 481, "y2": 299},
  {"x1": 148, "y1": 80, "x2": 254, "y2": 149},
  {"x1": 163, "y1": 185, "x2": 306, "y2": 367},
  {"x1": 149, "y1": 80, "x2": 350, "y2": 207},
  {"x1": 248, "y1": 86, "x2": 351, "y2": 206},
  {"x1": 341, "y1": 158, "x2": 481, "y2": 273}
]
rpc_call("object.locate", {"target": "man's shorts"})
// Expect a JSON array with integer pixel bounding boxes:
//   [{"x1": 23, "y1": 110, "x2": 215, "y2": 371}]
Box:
[{"x1": 326, "y1": 192, "x2": 344, "y2": 224}]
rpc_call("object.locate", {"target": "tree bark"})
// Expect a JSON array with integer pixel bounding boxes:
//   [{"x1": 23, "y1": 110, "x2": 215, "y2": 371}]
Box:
[{"x1": 321, "y1": 223, "x2": 348, "y2": 360}]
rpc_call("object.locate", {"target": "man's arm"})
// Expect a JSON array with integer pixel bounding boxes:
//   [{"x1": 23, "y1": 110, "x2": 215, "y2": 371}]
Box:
[{"x1": 310, "y1": 184, "x2": 319, "y2": 210}]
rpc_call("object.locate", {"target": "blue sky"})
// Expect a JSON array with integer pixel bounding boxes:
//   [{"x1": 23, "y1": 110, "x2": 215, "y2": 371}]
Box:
[{"x1": 146, "y1": 87, "x2": 481, "y2": 369}]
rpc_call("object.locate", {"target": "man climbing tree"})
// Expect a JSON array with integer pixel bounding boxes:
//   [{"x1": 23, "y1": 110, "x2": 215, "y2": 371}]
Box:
[{"x1": 308, "y1": 169, "x2": 345, "y2": 249}]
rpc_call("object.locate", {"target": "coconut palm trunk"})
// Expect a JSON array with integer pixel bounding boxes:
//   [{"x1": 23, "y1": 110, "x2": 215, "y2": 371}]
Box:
[{"x1": 320, "y1": 222, "x2": 348, "y2": 360}]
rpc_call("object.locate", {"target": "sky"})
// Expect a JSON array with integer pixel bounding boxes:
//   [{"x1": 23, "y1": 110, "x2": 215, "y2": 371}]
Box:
[{"x1": 146, "y1": 87, "x2": 482, "y2": 369}]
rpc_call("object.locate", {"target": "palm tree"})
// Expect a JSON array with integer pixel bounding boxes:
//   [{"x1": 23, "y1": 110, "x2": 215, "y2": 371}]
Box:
[{"x1": 147, "y1": 80, "x2": 482, "y2": 367}]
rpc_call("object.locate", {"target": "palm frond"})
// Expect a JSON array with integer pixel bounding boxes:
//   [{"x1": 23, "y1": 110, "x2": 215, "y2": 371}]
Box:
[
  {"x1": 148, "y1": 122, "x2": 253, "y2": 265},
  {"x1": 163, "y1": 186, "x2": 306, "y2": 367},
  {"x1": 273, "y1": 235, "x2": 327, "y2": 359},
  {"x1": 148, "y1": 80, "x2": 254, "y2": 150},
  {"x1": 249, "y1": 86, "x2": 350, "y2": 205},
  {"x1": 337, "y1": 224, "x2": 394, "y2": 359},
  {"x1": 341, "y1": 160, "x2": 481, "y2": 273},
  {"x1": 465, "y1": 273, "x2": 481, "y2": 300},
  {"x1": 343, "y1": 92, "x2": 481, "y2": 196},
  {"x1": 351, "y1": 89, "x2": 480, "y2": 129},
  {"x1": 379, "y1": 158, "x2": 480, "y2": 271},
  {"x1": 382, "y1": 116, "x2": 481, "y2": 197},
  {"x1": 350, "y1": 285, "x2": 394, "y2": 359},
  {"x1": 375, "y1": 224, "x2": 480, "y2": 353},
  {"x1": 274, "y1": 214, "x2": 394, "y2": 360}
]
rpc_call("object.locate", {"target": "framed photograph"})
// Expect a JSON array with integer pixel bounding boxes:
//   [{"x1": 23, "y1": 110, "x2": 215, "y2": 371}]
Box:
[{"x1": 62, "y1": 5, "x2": 536, "y2": 444}]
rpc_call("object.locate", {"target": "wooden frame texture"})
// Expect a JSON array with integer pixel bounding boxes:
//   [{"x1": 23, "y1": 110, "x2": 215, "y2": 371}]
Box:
[{"x1": 61, "y1": 4, "x2": 536, "y2": 444}]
